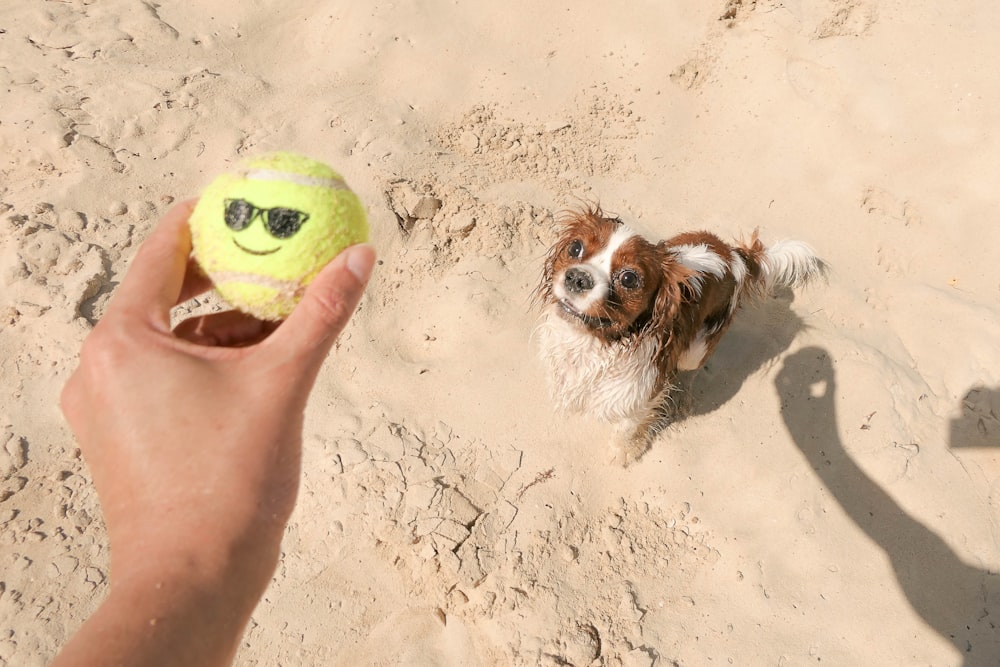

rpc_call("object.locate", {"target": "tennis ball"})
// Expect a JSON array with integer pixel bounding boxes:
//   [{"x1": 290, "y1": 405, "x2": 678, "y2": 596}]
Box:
[{"x1": 189, "y1": 152, "x2": 368, "y2": 320}]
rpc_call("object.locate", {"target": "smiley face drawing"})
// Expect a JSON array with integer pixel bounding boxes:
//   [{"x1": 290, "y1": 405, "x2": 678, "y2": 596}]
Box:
[{"x1": 189, "y1": 152, "x2": 369, "y2": 321}]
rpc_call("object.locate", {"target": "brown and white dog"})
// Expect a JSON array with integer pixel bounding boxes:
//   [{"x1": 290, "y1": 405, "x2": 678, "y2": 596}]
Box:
[{"x1": 535, "y1": 206, "x2": 825, "y2": 465}]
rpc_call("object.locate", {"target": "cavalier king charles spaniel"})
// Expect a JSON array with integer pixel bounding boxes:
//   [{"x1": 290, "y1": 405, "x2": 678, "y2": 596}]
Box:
[{"x1": 535, "y1": 206, "x2": 825, "y2": 465}]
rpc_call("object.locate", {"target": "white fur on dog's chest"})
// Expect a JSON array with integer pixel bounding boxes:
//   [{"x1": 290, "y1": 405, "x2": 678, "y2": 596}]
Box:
[{"x1": 536, "y1": 311, "x2": 660, "y2": 423}]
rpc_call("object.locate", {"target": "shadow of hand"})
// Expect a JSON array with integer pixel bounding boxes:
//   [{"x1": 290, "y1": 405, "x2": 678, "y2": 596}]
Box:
[{"x1": 776, "y1": 347, "x2": 999, "y2": 665}]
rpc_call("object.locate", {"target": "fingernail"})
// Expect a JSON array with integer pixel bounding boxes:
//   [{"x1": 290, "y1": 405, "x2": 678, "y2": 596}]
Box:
[{"x1": 346, "y1": 244, "x2": 376, "y2": 283}]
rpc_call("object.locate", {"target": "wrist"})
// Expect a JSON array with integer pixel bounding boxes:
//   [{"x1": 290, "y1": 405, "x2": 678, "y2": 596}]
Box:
[
  {"x1": 109, "y1": 529, "x2": 282, "y2": 612},
  {"x1": 104, "y1": 494, "x2": 288, "y2": 599},
  {"x1": 51, "y1": 540, "x2": 281, "y2": 667}
]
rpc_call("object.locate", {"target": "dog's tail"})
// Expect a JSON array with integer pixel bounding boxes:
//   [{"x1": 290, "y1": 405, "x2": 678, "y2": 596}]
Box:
[
  {"x1": 738, "y1": 233, "x2": 827, "y2": 298},
  {"x1": 760, "y1": 238, "x2": 827, "y2": 292}
]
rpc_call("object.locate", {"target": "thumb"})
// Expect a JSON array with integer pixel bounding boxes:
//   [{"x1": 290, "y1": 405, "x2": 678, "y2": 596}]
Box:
[{"x1": 263, "y1": 243, "x2": 375, "y2": 364}]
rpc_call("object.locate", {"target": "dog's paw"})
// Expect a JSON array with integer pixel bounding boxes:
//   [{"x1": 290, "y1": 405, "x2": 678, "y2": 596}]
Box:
[
  {"x1": 611, "y1": 436, "x2": 650, "y2": 467},
  {"x1": 673, "y1": 387, "x2": 695, "y2": 420}
]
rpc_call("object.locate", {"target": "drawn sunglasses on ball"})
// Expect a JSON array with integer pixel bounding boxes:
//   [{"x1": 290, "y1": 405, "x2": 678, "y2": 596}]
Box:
[{"x1": 223, "y1": 198, "x2": 309, "y2": 239}]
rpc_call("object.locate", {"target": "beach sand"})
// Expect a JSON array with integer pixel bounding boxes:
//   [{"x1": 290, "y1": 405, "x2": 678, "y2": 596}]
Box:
[{"x1": 1, "y1": 1, "x2": 999, "y2": 664}]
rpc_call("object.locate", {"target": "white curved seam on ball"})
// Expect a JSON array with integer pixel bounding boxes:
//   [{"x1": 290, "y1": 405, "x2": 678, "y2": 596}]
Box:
[{"x1": 242, "y1": 168, "x2": 351, "y2": 191}]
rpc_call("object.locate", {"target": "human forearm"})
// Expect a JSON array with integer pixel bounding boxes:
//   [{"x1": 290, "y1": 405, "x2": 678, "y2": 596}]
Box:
[{"x1": 51, "y1": 550, "x2": 275, "y2": 667}]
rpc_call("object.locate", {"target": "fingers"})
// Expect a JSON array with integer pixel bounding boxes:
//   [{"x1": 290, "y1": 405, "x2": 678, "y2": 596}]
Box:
[
  {"x1": 105, "y1": 199, "x2": 197, "y2": 329},
  {"x1": 263, "y1": 243, "x2": 375, "y2": 366}
]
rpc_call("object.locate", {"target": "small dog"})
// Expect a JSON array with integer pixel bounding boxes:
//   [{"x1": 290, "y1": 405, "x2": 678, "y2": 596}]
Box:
[{"x1": 535, "y1": 206, "x2": 825, "y2": 465}]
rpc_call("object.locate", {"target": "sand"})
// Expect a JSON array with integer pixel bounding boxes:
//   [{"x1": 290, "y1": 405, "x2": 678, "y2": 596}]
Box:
[{"x1": 2, "y1": 1, "x2": 999, "y2": 665}]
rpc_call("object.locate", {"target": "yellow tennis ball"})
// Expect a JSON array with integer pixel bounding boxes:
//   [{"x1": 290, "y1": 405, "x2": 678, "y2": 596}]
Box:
[{"x1": 189, "y1": 152, "x2": 369, "y2": 320}]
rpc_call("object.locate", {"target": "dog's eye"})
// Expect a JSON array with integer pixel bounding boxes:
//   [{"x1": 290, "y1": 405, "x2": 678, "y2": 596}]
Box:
[
  {"x1": 618, "y1": 269, "x2": 640, "y2": 290},
  {"x1": 568, "y1": 240, "x2": 584, "y2": 258}
]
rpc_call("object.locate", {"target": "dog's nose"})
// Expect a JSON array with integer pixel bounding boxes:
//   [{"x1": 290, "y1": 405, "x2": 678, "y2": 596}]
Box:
[{"x1": 564, "y1": 267, "x2": 595, "y2": 293}]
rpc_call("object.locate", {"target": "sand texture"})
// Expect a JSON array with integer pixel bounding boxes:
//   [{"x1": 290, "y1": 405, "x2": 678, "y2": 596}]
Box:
[{"x1": 2, "y1": 1, "x2": 999, "y2": 665}]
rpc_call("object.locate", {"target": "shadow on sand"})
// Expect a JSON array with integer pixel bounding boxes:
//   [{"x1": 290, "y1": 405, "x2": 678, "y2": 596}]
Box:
[
  {"x1": 776, "y1": 346, "x2": 999, "y2": 665},
  {"x1": 685, "y1": 289, "x2": 809, "y2": 417},
  {"x1": 950, "y1": 386, "x2": 1000, "y2": 449}
]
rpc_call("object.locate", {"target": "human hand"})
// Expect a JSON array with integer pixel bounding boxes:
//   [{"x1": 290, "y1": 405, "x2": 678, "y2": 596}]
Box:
[{"x1": 56, "y1": 200, "x2": 374, "y2": 665}]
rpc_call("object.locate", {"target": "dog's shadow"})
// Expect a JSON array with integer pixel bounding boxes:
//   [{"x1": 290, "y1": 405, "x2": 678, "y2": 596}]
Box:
[{"x1": 682, "y1": 288, "x2": 808, "y2": 418}]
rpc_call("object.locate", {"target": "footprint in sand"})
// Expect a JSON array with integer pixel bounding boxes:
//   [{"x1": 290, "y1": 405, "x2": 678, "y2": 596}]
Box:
[{"x1": 785, "y1": 57, "x2": 849, "y2": 110}]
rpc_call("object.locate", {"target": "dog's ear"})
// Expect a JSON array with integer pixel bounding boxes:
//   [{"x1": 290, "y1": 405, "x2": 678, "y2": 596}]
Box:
[
  {"x1": 535, "y1": 209, "x2": 589, "y2": 305},
  {"x1": 533, "y1": 226, "x2": 570, "y2": 307},
  {"x1": 536, "y1": 241, "x2": 558, "y2": 302},
  {"x1": 649, "y1": 242, "x2": 695, "y2": 333}
]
